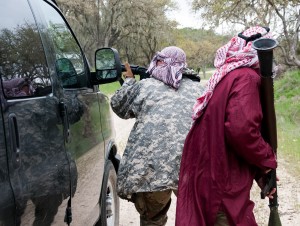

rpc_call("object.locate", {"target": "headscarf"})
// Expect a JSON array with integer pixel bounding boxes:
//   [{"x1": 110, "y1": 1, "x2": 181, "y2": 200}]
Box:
[
  {"x1": 3, "y1": 77, "x2": 35, "y2": 97},
  {"x1": 192, "y1": 26, "x2": 273, "y2": 120},
  {"x1": 147, "y1": 46, "x2": 187, "y2": 89}
]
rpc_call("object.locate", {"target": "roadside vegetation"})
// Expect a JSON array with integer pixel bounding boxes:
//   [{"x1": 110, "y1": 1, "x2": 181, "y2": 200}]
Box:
[
  {"x1": 275, "y1": 70, "x2": 300, "y2": 176},
  {"x1": 99, "y1": 75, "x2": 140, "y2": 95},
  {"x1": 99, "y1": 81, "x2": 120, "y2": 95},
  {"x1": 56, "y1": 0, "x2": 300, "y2": 72}
]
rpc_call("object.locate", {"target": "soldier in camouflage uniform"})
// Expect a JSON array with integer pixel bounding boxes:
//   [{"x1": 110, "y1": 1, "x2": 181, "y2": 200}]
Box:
[{"x1": 111, "y1": 46, "x2": 203, "y2": 226}]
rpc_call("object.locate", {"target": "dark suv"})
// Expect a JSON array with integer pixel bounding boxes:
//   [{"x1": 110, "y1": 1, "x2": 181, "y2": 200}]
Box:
[{"x1": 0, "y1": 0, "x2": 121, "y2": 225}]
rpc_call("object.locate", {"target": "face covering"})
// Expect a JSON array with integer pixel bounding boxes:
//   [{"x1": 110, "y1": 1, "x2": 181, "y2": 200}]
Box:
[{"x1": 147, "y1": 46, "x2": 187, "y2": 89}]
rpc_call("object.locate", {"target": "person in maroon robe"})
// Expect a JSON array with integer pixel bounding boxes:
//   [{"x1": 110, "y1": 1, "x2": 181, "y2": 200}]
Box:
[{"x1": 176, "y1": 26, "x2": 278, "y2": 226}]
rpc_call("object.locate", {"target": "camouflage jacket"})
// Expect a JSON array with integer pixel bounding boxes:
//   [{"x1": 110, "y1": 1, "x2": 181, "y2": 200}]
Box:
[{"x1": 111, "y1": 77, "x2": 203, "y2": 200}]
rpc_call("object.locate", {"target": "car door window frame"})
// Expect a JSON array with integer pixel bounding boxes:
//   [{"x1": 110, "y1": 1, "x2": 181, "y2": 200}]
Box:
[{"x1": 29, "y1": 0, "x2": 91, "y2": 90}]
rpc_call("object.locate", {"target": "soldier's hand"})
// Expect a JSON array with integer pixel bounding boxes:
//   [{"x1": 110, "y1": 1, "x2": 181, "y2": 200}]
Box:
[
  {"x1": 267, "y1": 188, "x2": 276, "y2": 199},
  {"x1": 256, "y1": 170, "x2": 279, "y2": 199},
  {"x1": 266, "y1": 176, "x2": 279, "y2": 199},
  {"x1": 123, "y1": 62, "x2": 134, "y2": 79}
]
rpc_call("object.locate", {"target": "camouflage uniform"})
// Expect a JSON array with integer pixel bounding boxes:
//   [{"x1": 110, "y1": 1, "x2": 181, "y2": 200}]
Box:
[{"x1": 111, "y1": 76, "x2": 203, "y2": 225}]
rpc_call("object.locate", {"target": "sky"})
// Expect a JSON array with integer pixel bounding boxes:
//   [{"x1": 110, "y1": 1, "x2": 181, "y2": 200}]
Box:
[
  {"x1": 166, "y1": 0, "x2": 203, "y2": 29},
  {"x1": 166, "y1": 0, "x2": 242, "y2": 34}
]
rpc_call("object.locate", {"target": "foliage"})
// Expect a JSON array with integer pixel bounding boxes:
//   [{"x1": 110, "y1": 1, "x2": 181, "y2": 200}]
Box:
[
  {"x1": 275, "y1": 70, "x2": 300, "y2": 124},
  {"x1": 56, "y1": 0, "x2": 176, "y2": 68},
  {"x1": 0, "y1": 23, "x2": 50, "y2": 87},
  {"x1": 114, "y1": 0, "x2": 176, "y2": 66},
  {"x1": 171, "y1": 28, "x2": 229, "y2": 76},
  {"x1": 192, "y1": 0, "x2": 300, "y2": 69},
  {"x1": 274, "y1": 70, "x2": 300, "y2": 171},
  {"x1": 48, "y1": 22, "x2": 81, "y2": 58},
  {"x1": 55, "y1": 0, "x2": 233, "y2": 72}
]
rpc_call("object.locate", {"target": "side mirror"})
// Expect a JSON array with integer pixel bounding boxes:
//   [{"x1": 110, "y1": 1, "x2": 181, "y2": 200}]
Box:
[{"x1": 91, "y1": 48, "x2": 122, "y2": 84}]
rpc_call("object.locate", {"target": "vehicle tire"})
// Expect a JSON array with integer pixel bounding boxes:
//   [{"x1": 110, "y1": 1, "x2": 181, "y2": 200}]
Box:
[{"x1": 97, "y1": 160, "x2": 119, "y2": 226}]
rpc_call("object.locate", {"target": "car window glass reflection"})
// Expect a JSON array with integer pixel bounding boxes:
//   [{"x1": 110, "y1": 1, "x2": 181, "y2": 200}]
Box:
[
  {"x1": 38, "y1": 1, "x2": 86, "y2": 88},
  {"x1": 0, "y1": 0, "x2": 51, "y2": 99}
]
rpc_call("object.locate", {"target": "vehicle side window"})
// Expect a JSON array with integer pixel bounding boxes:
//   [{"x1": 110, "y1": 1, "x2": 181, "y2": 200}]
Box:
[
  {"x1": 37, "y1": 1, "x2": 87, "y2": 88},
  {"x1": 0, "y1": 0, "x2": 51, "y2": 99}
]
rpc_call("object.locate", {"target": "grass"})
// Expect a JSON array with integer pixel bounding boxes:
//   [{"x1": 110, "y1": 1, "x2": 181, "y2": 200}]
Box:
[
  {"x1": 274, "y1": 70, "x2": 300, "y2": 177},
  {"x1": 99, "y1": 81, "x2": 121, "y2": 96},
  {"x1": 99, "y1": 75, "x2": 141, "y2": 96}
]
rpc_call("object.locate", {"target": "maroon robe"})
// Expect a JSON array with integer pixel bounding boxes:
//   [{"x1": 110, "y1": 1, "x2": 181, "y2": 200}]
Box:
[{"x1": 176, "y1": 67, "x2": 277, "y2": 226}]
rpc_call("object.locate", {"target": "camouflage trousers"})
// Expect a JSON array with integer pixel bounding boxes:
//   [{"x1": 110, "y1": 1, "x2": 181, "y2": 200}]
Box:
[
  {"x1": 134, "y1": 190, "x2": 176, "y2": 226},
  {"x1": 214, "y1": 211, "x2": 230, "y2": 226}
]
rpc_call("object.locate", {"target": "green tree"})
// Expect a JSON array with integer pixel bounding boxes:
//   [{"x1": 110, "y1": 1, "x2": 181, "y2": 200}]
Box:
[
  {"x1": 172, "y1": 28, "x2": 229, "y2": 77},
  {"x1": 56, "y1": 0, "x2": 176, "y2": 68},
  {"x1": 0, "y1": 24, "x2": 49, "y2": 86},
  {"x1": 192, "y1": 0, "x2": 300, "y2": 68},
  {"x1": 115, "y1": 0, "x2": 176, "y2": 66}
]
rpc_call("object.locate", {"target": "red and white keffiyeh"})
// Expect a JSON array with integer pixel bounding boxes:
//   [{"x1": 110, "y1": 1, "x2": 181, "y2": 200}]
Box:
[
  {"x1": 147, "y1": 46, "x2": 187, "y2": 89},
  {"x1": 192, "y1": 26, "x2": 273, "y2": 120}
]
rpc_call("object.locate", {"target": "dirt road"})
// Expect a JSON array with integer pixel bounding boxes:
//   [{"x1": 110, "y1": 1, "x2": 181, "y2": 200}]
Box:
[{"x1": 111, "y1": 99, "x2": 300, "y2": 226}]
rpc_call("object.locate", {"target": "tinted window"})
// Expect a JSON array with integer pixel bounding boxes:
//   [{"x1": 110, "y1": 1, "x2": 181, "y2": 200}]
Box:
[
  {"x1": 0, "y1": 0, "x2": 51, "y2": 99},
  {"x1": 38, "y1": 1, "x2": 87, "y2": 88}
]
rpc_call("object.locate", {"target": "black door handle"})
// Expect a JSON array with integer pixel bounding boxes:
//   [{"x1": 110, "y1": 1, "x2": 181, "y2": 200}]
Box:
[
  {"x1": 8, "y1": 113, "x2": 21, "y2": 168},
  {"x1": 59, "y1": 102, "x2": 70, "y2": 143}
]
